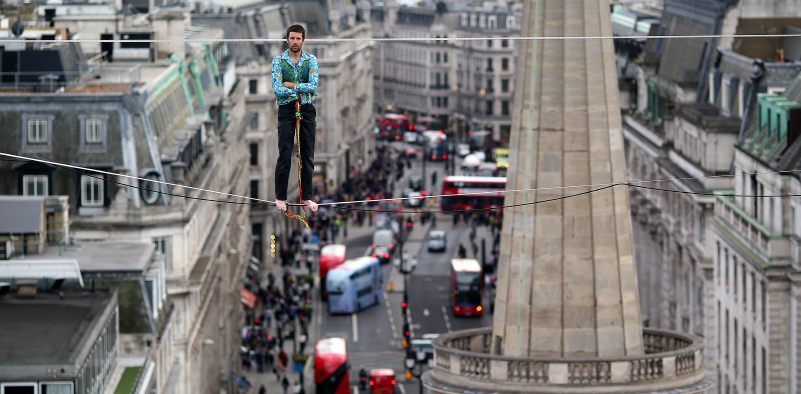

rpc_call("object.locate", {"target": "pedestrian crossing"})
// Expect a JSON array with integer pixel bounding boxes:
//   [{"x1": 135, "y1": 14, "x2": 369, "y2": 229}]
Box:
[{"x1": 385, "y1": 291, "x2": 406, "y2": 349}]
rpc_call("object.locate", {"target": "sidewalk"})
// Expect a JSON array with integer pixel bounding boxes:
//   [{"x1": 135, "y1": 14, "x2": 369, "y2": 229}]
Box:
[{"x1": 242, "y1": 261, "x2": 316, "y2": 394}]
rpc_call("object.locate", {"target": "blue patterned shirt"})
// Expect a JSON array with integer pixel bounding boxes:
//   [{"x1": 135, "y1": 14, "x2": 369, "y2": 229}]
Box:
[{"x1": 271, "y1": 50, "x2": 318, "y2": 105}]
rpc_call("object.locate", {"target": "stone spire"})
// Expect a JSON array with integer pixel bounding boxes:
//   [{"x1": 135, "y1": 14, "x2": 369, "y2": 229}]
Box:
[{"x1": 492, "y1": 0, "x2": 643, "y2": 358}]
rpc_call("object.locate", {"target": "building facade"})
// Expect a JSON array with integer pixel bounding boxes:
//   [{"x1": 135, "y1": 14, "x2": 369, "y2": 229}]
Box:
[
  {"x1": 618, "y1": 1, "x2": 801, "y2": 392},
  {"x1": 0, "y1": 12, "x2": 251, "y2": 394},
  {"x1": 372, "y1": 1, "x2": 520, "y2": 143}
]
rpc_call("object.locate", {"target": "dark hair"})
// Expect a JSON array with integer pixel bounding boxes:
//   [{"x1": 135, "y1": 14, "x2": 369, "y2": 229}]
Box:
[{"x1": 286, "y1": 24, "x2": 306, "y2": 40}]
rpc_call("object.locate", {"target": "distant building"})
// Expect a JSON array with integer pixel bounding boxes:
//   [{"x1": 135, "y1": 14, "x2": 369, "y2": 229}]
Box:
[
  {"x1": 0, "y1": 287, "x2": 119, "y2": 394},
  {"x1": 619, "y1": 1, "x2": 801, "y2": 393},
  {"x1": 0, "y1": 8, "x2": 251, "y2": 394},
  {"x1": 372, "y1": 1, "x2": 520, "y2": 144}
]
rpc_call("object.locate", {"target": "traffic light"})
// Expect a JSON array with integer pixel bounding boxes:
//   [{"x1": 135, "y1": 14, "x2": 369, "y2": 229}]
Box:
[
  {"x1": 403, "y1": 322, "x2": 410, "y2": 342},
  {"x1": 401, "y1": 301, "x2": 407, "y2": 316},
  {"x1": 406, "y1": 371, "x2": 413, "y2": 380}
]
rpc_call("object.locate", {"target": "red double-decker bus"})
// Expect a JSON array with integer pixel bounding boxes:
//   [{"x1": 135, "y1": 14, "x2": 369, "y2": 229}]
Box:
[
  {"x1": 314, "y1": 338, "x2": 349, "y2": 394},
  {"x1": 450, "y1": 259, "x2": 483, "y2": 316},
  {"x1": 319, "y1": 244, "x2": 347, "y2": 301},
  {"x1": 379, "y1": 114, "x2": 411, "y2": 140},
  {"x1": 440, "y1": 176, "x2": 506, "y2": 212}
]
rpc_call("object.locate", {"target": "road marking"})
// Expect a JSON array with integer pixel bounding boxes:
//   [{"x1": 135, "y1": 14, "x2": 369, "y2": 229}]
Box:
[
  {"x1": 363, "y1": 247, "x2": 372, "y2": 256},
  {"x1": 423, "y1": 308, "x2": 429, "y2": 316},
  {"x1": 352, "y1": 313, "x2": 359, "y2": 342},
  {"x1": 442, "y1": 305, "x2": 452, "y2": 332},
  {"x1": 352, "y1": 385, "x2": 359, "y2": 394},
  {"x1": 399, "y1": 383, "x2": 407, "y2": 394}
]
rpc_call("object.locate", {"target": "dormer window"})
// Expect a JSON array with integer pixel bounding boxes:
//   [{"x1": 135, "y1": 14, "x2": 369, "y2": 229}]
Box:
[
  {"x1": 81, "y1": 175, "x2": 104, "y2": 207},
  {"x1": 22, "y1": 175, "x2": 48, "y2": 196}
]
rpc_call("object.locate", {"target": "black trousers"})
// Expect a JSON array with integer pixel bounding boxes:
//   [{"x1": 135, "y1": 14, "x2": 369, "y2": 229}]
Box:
[{"x1": 275, "y1": 102, "x2": 316, "y2": 201}]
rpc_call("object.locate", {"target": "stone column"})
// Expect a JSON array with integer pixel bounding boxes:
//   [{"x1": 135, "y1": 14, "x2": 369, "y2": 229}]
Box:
[{"x1": 492, "y1": 0, "x2": 643, "y2": 358}]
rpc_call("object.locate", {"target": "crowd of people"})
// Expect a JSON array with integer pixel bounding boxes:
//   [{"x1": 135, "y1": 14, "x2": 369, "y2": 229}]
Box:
[{"x1": 241, "y1": 267, "x2": 313, "y2": 394}]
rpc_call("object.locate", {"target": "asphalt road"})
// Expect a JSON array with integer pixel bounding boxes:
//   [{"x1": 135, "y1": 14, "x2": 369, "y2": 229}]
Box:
[{"x1": 314, "y1": 139, "x2": 490, "y2": 394}]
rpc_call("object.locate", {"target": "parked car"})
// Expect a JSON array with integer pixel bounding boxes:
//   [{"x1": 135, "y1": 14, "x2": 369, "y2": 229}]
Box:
[
  {"x1": 456, "y1": 143, "x2": 471, "y2": 157},
  {"x1": 405, "y1": 191, "x2": 422, "y2": 208},
  {"x1": 427, "y1": 230, "x2": 447, "y2": 252},
  {"x1": 409, "y1": 175, "x2": 423, "y2": 191},
  {"x1": 369, "y1": 369, "x2": 396, "y2": 394},
  {"x1": 410, "y1": 339, "x2": 434, "y2": 362},
  {"x1": 371, "y1": 245, "x2": 392, "y2": 264},
  {"x1": 373, "y1": 228, "x2": 396, "y2": 246},
  {"x1": 404, "y1": 131, "x2": 419, "y2": 144}
]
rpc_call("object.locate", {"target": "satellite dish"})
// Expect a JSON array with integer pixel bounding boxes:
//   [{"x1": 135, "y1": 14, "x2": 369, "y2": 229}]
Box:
[{"x1": 11, "y1": 21, "x2": 24, "y2": 37}]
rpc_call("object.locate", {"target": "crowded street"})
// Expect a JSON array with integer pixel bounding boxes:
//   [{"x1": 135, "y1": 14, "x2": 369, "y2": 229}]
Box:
[{"x1": 238, "y1": 135, "x2": 502, "y2": 394}]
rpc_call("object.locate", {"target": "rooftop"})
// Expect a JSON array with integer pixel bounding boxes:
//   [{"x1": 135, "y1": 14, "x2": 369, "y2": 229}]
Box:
[
  {"x1": 12, "y1": 241, "x2": 155, "y2": 273},
  {"x1": 0, "y1": 288, "x2": 116, "y2": 365},
  {"x1": 0, "y1": 196, "x2": 44, "y2": 234}
]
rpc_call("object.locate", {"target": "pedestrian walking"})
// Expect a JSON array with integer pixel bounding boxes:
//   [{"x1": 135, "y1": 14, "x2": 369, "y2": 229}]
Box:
[
  {"x1": 281, "y1": 376, "x2": 290, "y2": 394},
  {"x1": 259, "y1": 385, "x2": 267, "y2": 394}
]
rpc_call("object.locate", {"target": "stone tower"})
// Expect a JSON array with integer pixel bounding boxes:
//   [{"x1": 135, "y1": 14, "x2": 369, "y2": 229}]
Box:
[
  {"x1": 423, "y1": 0, "x2": 711, "y2": 392},
  {"x1": 491, "y1": 0, "x2": 643, "y2": 358}
]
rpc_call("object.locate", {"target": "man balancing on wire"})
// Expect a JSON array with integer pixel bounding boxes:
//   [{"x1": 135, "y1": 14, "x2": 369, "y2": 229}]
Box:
[{"x1": 272, "y1": 24, "x2": 319, "y2": 215}]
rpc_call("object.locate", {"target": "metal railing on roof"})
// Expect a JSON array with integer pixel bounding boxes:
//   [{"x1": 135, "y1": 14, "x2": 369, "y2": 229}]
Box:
[{"x1": 0, "y1": 67, "x2": 141, "y2": 94}]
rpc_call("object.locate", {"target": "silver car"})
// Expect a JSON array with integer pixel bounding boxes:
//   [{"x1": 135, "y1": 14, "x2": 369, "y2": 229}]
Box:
[{"x1": 427, "y1": 230, "x2": 447, "y2": 252}]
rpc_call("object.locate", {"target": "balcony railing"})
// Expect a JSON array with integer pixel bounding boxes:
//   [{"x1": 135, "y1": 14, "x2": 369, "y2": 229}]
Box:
[
  {"x1": 715, "y1": 194, "x2": 790, "y2": 265},
  {"x1": 427, "y1": 327, "x2": 708, "y2": 393}
]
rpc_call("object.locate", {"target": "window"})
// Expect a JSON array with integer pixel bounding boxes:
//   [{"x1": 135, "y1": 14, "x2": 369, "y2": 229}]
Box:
[
  {"x1": 487, "y1": 58, "x2": 493, "y2": 72},
  {"x1": 443, "y1": 97, "x2": 448, "y2": 108},
  {"x1": 22, "y1": 175, "x2": 48, "y2": 196},
  {"x1": 81, "y1": 175, "x2": 104, "y2": 207},
  {"x1": 357, "y1": 286, "x2": 373, "y2": 297},
  {"x1": 40, "y1": 382, "x2": 73, "y2": 394},
  {"x1": 250, "y1": 112, "x2": 259, "y2": 130},
  {"x1": 85, "y1": 118, "x2": 103, "y2": 143},
  {"x1": 486, "y1": 100, "x2": 493, "y2": 116},
  {"x1": 502, "y1": 100, "x2": 509, "y2": 116},
  {"x1": 443, "y1": 52, "x2": 448, "y2": 63},
  {"x1": 501, "y1": 79, "x2": 509, "y2": 93},
  {"x1": 251, "y1": 179, "x2": 259, "y2": 200},
  {"x1": 502, "y1": 58, "x2": 509, "y2": 71},
  {"x1": 436, "y1": 52, "x2": 441, "y2": 63},
  {"x1": 487, "y1": 78, "x2": 494, "y2": 92},
  {"x1": 249, "y1": 79, "x2": 258, "y2": 94},
  {"x1": 250, "y1": 143, "x2": 259, "y2": 166},
  {"x1": 1, "y1": 382, "x2": 37, "y2": 393},
  {"x1": 28, "y1": 118, "x2": 48, "y2": 143},
  {"x1": 487, "y1": 39, "x2": 493, "y2": 48},
  {"x1": 153, "y1": 236, "x2": 172, "y2": 272},
  {"x1": 502, "y1": 39, "x2": 509, "y2": 48}
]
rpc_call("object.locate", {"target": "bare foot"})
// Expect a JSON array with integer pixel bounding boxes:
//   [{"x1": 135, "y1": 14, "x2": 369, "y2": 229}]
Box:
[
  {"x1": 275, "y1": 200, "x2": 287, "y2": 212},
  {"x1": 302, "y1": 200, "x2": 318, "y2": 212}
]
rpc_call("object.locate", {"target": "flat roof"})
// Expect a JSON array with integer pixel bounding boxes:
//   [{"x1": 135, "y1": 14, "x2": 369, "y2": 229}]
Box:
[
  {"x1": 320, "y1": 244, "x2": 346, "y2": 257},
  {"x1": 14, "y1": 242, "x2": 155, "y2": 272},
  {"x1": 443, "y1": 176, "x2": 507, "y2": 183},
  {"x1": 330, "y1": 256, "x2": 378, "y2": 273},
  {"x1": 0, "y1": 196, "x2": 44, "y2": 234},
  {"x1": 0, "y1": 289, "x2": 116, "y2": 365},
  {"x1": 451, "y1": 259, "x2": 481, "y2": 272}
]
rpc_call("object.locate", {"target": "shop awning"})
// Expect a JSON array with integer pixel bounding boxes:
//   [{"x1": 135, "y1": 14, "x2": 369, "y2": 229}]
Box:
[{"x1": 240, "y1": 288, "x2": 257, "y2": 308}]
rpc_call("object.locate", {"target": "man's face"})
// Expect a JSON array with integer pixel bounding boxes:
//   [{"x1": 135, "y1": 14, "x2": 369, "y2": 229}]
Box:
[{"x1": 287, "y1": 32, "x2": 304, "y2": 53}]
